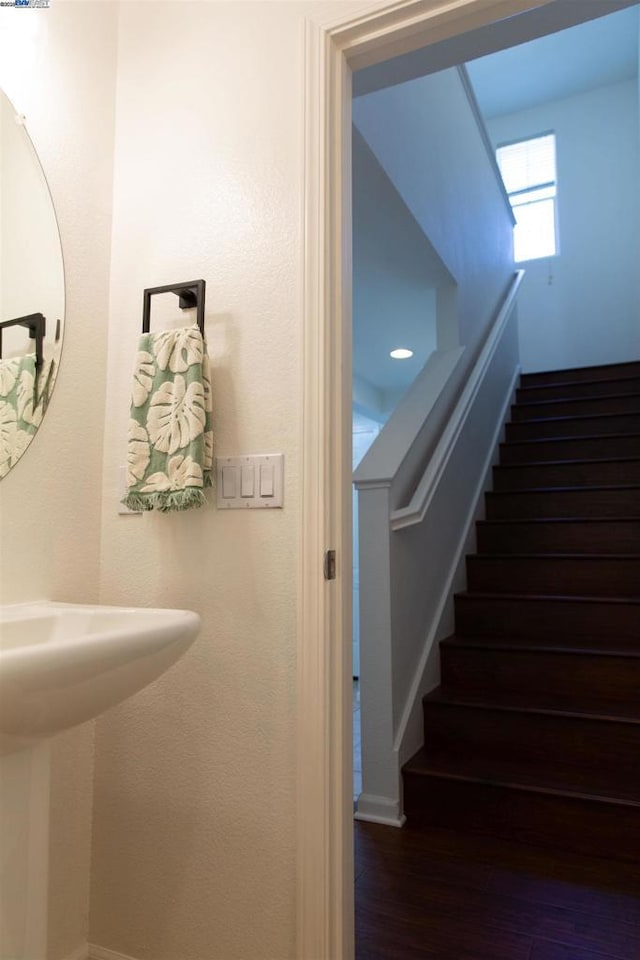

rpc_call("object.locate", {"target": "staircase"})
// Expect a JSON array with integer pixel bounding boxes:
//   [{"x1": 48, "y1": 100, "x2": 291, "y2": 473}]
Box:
[{"x1": 402, "y1": 360, "x2": 640, "y2": 860}]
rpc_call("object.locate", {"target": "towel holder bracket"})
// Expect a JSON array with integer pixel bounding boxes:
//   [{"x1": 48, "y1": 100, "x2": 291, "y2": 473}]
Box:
[
  {"x1": 0, "y1": 312, "x2": 46, "y2": 369},
  {"x1": 142, "y1": 280, "x2": 206, "y2": 336}
]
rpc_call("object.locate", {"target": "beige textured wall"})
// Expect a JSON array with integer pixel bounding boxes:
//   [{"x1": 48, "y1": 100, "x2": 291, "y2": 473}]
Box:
[
  {"x1": 90, "y1": 3, "x2": 359, "y2": 959},
  {"x1": 0, "y1": 3, "x2": 118, "y2": 957}
]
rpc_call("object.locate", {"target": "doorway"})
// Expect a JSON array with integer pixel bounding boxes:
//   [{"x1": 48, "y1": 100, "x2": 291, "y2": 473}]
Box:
[{"x1": 298, "y1": 3, "x2": 638, "y2": 958}]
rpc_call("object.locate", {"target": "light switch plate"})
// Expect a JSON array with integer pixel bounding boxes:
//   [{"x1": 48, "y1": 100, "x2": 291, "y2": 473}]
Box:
[{"x1": 216, "y1": 454, "x2": 284, "y2": 509}]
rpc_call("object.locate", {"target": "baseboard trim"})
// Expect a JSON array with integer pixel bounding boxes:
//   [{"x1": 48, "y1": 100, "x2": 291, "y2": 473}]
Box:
[
  {"x1": 88, "y1": 945, "x2": 141, "y2": 960},
  {"x1": 354, "y1": 794, "x2": 406, "y2": 828},
  {"x1": 61, "y1": 945, "x2": 89, "y2": 960}
]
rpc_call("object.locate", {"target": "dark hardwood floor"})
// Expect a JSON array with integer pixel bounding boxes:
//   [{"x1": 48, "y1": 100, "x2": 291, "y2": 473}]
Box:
[{"x1": 354, "y1": 821, "x2": 640, "y2": 960}]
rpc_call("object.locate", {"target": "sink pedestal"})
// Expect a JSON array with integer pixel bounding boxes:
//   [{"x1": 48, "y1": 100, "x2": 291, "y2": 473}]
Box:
[
  {"x1": 0, "y1": 599, "x2": 202, "y2": 959},
  {"x1": 0, "y1": 744, "x2": 50, "y2": 960}
]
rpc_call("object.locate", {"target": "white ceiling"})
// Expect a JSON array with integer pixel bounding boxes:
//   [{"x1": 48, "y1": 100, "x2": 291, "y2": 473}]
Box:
[
  {"x1": 466, "y1": 6, "x2": 639, "y2": 119},
  {"x1": 352, "y1": 0, "x2": 638, "y2": 99}
]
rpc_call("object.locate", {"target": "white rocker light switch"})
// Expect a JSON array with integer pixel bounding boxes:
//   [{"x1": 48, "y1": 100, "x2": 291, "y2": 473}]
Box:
[
  {"x1": 216, "y1": 454, "x2": 284, "y2": 509},
  {"x1": 259, "y1": 463, "x2": 274, "y2": 497},
  {"x1": 241, "y1": 466, "x2": 255, "y2": 498},
  {"x1": 221, "y1": 465, "x2": 237, "y2": 499}
]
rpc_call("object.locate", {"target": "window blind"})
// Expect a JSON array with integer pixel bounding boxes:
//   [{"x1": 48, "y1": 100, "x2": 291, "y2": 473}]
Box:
[
  {"x1": 496, "y1": 134, "x2": 556, "y2": 196},
  {"x1": 496, "y1": 133, "x2": 557, "y2": 262}
]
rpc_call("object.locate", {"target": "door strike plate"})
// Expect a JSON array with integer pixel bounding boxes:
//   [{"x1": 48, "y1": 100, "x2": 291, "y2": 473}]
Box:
[{"x1": 324, "y1": 550, "x2": 336, "y2": 581}]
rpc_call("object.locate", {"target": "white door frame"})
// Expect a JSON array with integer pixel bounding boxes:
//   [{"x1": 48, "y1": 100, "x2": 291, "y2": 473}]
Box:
[{"x1": 296, "y1": 1, "x2": 628, "y2": 957}]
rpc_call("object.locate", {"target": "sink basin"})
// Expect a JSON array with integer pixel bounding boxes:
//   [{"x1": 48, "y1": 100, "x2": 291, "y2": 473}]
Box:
[{"x1": 0, "y1": 601, "x2": 201, "y2": 754}]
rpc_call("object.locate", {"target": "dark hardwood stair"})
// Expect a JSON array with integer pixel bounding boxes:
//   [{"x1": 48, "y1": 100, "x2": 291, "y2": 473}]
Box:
[
  {"x1": 493, "y1": 457, "x2": 640, "y2": 489},
  {"x1": 466, "y1": 554, "x2": 640, "y2": 596},
  {"x1": 454, "y1": 592, "x2": 640, "y2": 643},
  {"x1": 402, "y1": 360, "x2": 640, "y2": 861},
  {"x1": 505, "y1": 411, "x2": 640, "y2": 441},
  {"x1": 403, "y1": 751, "x2": 640, "y2": 861},
  {"x1": 476, "y1": 518, "x2": 640, "y2": 554},
  {"x1": 511, "y1": 394, "x2": 640, "y2": 420},
  {"x1": 519, "y1": 359, "x2": 640, "y2": 386},
  {"x1": 440, "y1": 637, "x2": 640, "y2": 701},
  {"x1": 421, "y1": 690, "x2": 640, "y2": 773},
  {"x1": 406, "y1": 744, "x2": 640, "y2": 806},
  {"x1": 499, "y1": 434, "x2": 640, "y2": 463},
  {"x1": 485, "y1": 485, "x2": 640, "y2": 519},
  {"x1": 515, "y1": 376, "x2": 640, "y2": 403}
]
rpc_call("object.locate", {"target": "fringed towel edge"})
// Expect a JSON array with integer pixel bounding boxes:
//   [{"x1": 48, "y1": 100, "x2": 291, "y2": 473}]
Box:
[{"x1": 121, "y1": 484, "x2": 211, "y2": 514}]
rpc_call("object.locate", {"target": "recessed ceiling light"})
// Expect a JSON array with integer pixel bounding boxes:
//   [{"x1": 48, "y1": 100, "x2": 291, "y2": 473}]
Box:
[{"x1": 390, "y1": 348, "x2": 413, "y2": 360}]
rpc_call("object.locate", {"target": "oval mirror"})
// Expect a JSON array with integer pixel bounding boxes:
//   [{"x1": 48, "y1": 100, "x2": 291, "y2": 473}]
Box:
[{"x1": 0, "y1": 87, "x2": 64, "y2": 479}]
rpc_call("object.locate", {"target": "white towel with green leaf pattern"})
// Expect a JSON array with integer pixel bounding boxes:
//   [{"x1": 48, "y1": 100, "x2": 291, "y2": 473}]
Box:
[
  {"x1": 0, "y1": 354, "x2": 55, "y2": 479},
  {"x1": 122, "y1": 326, "x2": 213, "y2": 512}
]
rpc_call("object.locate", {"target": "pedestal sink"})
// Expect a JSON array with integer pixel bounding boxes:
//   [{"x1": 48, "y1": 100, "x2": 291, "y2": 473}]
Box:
[
  {"x1": 0, "y1": 600, "x2": 201, "y2": 755},
  {"x1": 0, "y1": 600, "x2": 201, "y2": 960}
]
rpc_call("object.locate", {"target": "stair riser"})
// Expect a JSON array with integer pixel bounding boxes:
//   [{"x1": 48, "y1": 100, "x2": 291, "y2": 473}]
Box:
[
  {"x1": 422, "y1": 703, "x2": 640, "y2": 775},
  {"x1": 454, "y1": 595, "x2": 640, "y2": 644},
  {"x1": 520, "y1": 361, "x2": 640, "y2": 388},
  {"x1": 402, "y1": 775, "x2": 640, "y2": 862},
  {"x1": 512, "y1": 396, "x2": 640, "y2": 421},
  {"x1": 516, "y1": 378, "x2": 640, "y2": 403},
  {"x1": 441, "y1": 646, "x2": 640, "y2": 702},
  {"x1": 476, "y1": 520, "x2": 640, "y2": 555},
  {"x1": 485, "y1": 487, "x2": 640, "y2": 520},
  {"x1": 493, "y1": 459, "x2": 640, "y2": 490},
  {"x1": 505, "y1": 413, "x2": 640, "y2": 442},
  {"x1": 499, "y1": 435, "x2": 640, "y2": 465},
  {"x1": 466, "y1": 555, "x2": 640, "y2": 598}
]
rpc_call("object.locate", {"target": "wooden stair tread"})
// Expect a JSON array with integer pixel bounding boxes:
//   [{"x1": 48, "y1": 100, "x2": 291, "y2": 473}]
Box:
[
  {"x1": 493, "y1": 460, "x2": 640, "y2": 492},
  {"x1": 496, "y1": 485, "x2": 640, "y2": 495},
  {"x1": 496, "y1": 456, "x2": 640, "y2": 469},
  {"x1": 515, "y1": 392, "x2": 640, "y2": 409},
  {"x1": 487, "y1": 483, "x2": 640, "y2": 491},
  {"x1": 456, "y1": 589, "x2": 640, "y2": 605},
  {"x1": 499, "y1": 435, "x2": 640, "y2": 464},
  {"x1": 516, "y1": 383, "x2": 640, "y2": 405},
  {"x1": 511, "y1": 396, "x2": 640, "y2": 421},
  {"x1": 440, "y1": 634, "x2": 640, "y2": 657},
  {"x1": 505, "y1": 413, "x2": 640, "y2": 441},
  {"x1": 520, "y1": 361, "x2": 640, "y2": 386},
  {"x1": 519, "y1": 375, "x2": 640, "y2": 392},
  {"x1": 476, "y1": 518, "x2": 640, "y2": 556},
  {"x1": 502, "y1": 433, "x2": 640, "y2": 446},
  {"x1": 424, "y1": 686, "x2": 640, "y2": 723},
  {"x1": 403, "y1": 747, "x2": 640, "y2": 808},
  {"x1": 485, "y1": 490, "x2": 640, "y2": 521},
  {"x1": 468, "y1": 551, "x2": 640, "y2": 560},
  {"x1": 507, "y1": 411, "x2": 640, "y2": 427},
  {"x1": 466, "y1": 554, "x2": 640, "y2": 597},
  {"x1": 477, "y1": 516, "x2": 636, "y2": 525},
  {"x1": 454, "y1": 592, "x2": 640, "y2": 644}
]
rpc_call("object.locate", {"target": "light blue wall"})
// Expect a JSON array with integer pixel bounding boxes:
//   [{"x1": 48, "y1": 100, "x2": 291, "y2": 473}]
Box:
[
  {"x1": 487, "y1": 79, "x2": 640, "y2": 372},
  {"x1": 352, "y1": 129, "x2": 441, "y2": 419},
  {"x1": 353, "y1": 68, "x2": 515, "y2": 356}
]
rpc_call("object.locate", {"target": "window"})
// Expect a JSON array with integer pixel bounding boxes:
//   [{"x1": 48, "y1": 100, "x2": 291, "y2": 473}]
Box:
[{"x1": 496, "y1": 133, "x2": 557, "y2": 263}]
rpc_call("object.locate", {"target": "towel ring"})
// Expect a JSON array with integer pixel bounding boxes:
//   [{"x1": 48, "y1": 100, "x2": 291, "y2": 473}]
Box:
[{"x1": 142, "y1": 280, "x2": 206, "y2": 336}]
